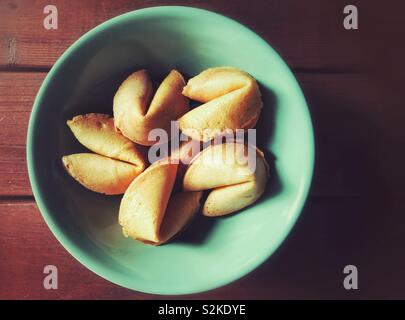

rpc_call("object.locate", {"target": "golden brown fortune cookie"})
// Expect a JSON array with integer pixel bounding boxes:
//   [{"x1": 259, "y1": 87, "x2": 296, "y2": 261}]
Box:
[
  {"x1": 113, "y1": 69, "x2": 189, "y2": 146},
  {"x1": 179, "y1": 67, "x2": 263, "y2": 142},
  {"x1": 183, "y1": 142, "x2": 269, "y2": 216},
  {"x1": 119, "y1": 159, "x2": 202, "y2": 245},
  {"x1": 67, "y1": 113, "x2": 146, "y2": 171},
  {"x1": 62, "y1": 153, "x2": 141, "y2": 195}
]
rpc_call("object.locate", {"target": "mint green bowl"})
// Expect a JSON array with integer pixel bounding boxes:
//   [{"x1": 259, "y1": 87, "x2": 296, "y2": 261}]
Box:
[{"x1": 27, "y1": 6, "x2": 314, "y2": 295}]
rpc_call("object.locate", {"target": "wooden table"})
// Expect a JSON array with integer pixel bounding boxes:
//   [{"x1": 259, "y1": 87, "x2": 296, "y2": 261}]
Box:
[{"x1": 1, "y1": 0, "x2": 404, "y2": 299}]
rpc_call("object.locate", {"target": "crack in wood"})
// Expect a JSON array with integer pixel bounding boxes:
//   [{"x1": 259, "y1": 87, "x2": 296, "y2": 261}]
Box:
[
  {"x1": 0, "y1": 196, "x2": 35, "y2": 203},
  {"x1": 7, "y1": 38, "x2": 17, "y2": 65},
  {"x1": 0, "y1": 66, "x2": 50, "y2": 72}
]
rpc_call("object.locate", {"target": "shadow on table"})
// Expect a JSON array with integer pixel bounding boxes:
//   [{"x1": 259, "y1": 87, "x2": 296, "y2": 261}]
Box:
[{"x1": 210, "y1": 77, "x2": 399, "y2": 299}]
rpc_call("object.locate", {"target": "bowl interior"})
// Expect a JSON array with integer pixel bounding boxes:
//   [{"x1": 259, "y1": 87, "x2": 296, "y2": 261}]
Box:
[{"x1": 28, "y1": 7, "x2": 314, "y2": 295}]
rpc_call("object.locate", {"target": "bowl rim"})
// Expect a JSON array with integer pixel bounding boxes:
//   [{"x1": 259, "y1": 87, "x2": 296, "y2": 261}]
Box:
[{"x1": 27, "y1": 5, "x2": 315, "y2": 295}]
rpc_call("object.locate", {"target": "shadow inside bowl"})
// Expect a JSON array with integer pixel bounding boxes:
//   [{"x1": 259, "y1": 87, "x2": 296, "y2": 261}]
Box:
[{"x1": 174, "y1": 205, "x2": 218, "y2": 245}]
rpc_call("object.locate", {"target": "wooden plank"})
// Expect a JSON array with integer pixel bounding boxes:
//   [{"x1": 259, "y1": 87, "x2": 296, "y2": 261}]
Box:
[
  {"x1": 0, "y1": 72, "x2": 45, "y2": 146},
  {"x1": 0, "y1": 197, "x2": 404, "y2": 299},
  {"x1": 1, "y1": 71, "x2": 404, "y2": 197},
  {"x1": 2, "y1": 0, "x2": 402, "y2": 70},
  {"x1": 0, "y1": 72, "x2": 45, "y2": 196},
  {"x1": 0, "y1": 145, "x2": 30, "y2": 196}
]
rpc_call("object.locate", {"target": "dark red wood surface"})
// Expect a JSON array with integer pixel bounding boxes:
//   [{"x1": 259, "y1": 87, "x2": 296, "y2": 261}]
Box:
[{"x1": 0, "y1": 0, "x2": 404, "y2": 299}]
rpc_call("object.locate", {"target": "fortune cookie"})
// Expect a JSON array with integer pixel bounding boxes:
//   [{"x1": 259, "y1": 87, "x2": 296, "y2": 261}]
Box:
[
  {"x1": 183, "y1": 142, "x2": 269, "y2": 216},
  {"x1": 62, "y1": 153, "x2": 141, "y2": 195},
  {"x1": 67, "y1": 113, "x2": 145, "y2": 170},
  {"x1": 119, "y1": 159, "x2": 202, "y2": 244},
  {"x1": 113, "y1": 69, "x2": 189, "y2": 146},
  {"x1": 155, "y1": 191, "x2": 202, "y2": 245},
  {"x1": 179, "y1": 67, "x2": 263, "y2": 141}
]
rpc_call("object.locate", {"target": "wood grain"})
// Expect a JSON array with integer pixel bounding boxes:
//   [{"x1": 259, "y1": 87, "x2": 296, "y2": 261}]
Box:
[
  {"x1": 1, "y1": 0, "x2": 394, "y2": 70},
  {"x1": 0, "y1": 72, "x2": 45, "y2": 147},
  {"x1": 0, "y1": 72, "x2": 45, "y2": 196}
]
